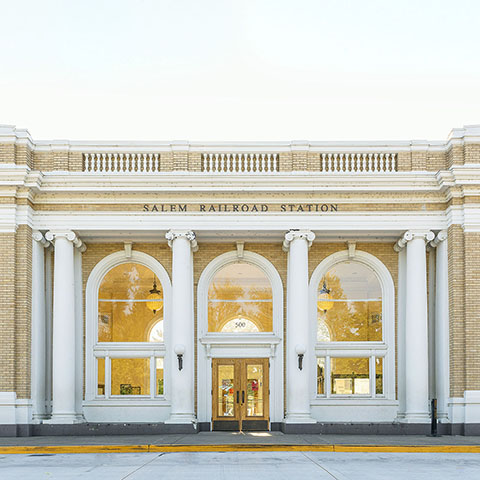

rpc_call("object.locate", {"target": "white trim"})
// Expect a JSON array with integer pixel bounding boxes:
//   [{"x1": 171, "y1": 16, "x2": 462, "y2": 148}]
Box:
[
  {"x1": 309, "y1": 250, "x2": 396, "y2": 412},
  {"x1": 196, "y1": 250, "x2": 284, "y2": 424},
  {"x1": 84, "y1": 250, "x2": 171, "y2": 420}
]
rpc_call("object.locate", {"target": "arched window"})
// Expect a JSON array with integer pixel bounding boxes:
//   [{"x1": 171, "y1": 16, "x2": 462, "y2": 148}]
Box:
[
  {"x1": 207, "y1": 263, "x2": 273, "y2": 333},
  {"x1": 311, "y1": 252, "x2": 395, "y2": 401},
  {"x1": 98, "y1": 263, "x2": 164, "y2": 343},
  {"x1": 86, "y1": 252, "x2": 170, "y2": 403},
  {"x1": 317, "y1": 262, "x2": 382, "y2": 342}
]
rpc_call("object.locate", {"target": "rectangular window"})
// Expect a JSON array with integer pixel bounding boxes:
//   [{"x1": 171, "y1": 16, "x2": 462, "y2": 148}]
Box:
[
  {"x1": 156, "y1": 358, "x2": 164, "y2": 395},
  {"x1": 97, "y1": 357, "x2": 105, "y2": 396},
  {"x1": 375, "y1": 357, "x2": 383, "y2": 395},
  {"x1": 331, "y1": 357, "x2": 370, "y2": 395},
  {"x1": 111, "y1": 358, "x2": 150, "y2": 395},
  {"x1": 317, "y1": 357, "x2": 326, "y2": 395}
]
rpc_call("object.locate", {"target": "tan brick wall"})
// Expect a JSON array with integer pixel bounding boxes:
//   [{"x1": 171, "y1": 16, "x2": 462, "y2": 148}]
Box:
[
  {"x1": 427, "y1": 151, "x2": 447, "y2": 171},
  {"x1": 33, "y1": 151, "x2": 54, "y2": 171},
  {"x1": 0, "y1": 143, "x2": 15, "y2": 164},
  {"x1": 0, "y1": 233, "x2": 16, "y2": 391},
  {"x1": 464, "y1": 232, "x2": 480, "y2": 390},
  {"x1": 447, "y1": 145, "x2": 465, "y2": 168},
  {"x1": 448, "y1": 225, "x2": 465, "y2": 396},
  {"x1": 14, "y1": 225, "x2": 32, "y2": 398},
  {"x1": 465, "y1": 144, "x2": 480, "y2": 164}
]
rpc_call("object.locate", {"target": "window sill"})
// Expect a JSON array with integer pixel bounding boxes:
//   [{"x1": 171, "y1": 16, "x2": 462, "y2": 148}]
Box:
[{"x1": 311, "y1": 398, "x2": 397, "y2": 406}]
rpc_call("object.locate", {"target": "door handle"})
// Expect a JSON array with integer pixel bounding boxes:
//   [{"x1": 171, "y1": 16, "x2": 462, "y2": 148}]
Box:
[
  {"x1": 236, "y1": 391, "x2": 239, "y2": 403},
  {"x1": 242, "y1": 391, "x2": 245, "y2": 404}
]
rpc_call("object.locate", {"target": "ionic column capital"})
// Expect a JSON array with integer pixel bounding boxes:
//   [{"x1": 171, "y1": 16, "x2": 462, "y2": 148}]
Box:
[
  {"x1": 166, "y1": 229, "x2": 198, "y2": 252},
  {"x1": 283, "y1": 229, "x2": 315, "y2": 252},
  {"x1": 32, "y1": 231, "x2": 50, "y2": 248},
  {"x1": 394, "y1": 230, "x2": 434, "y2": 252},
  {"x1": 429, "y1": 230, "x2": 448, "y2": 248},
  {"x1": 45, "y1": 230, "x2": 87, "y2": 252}
]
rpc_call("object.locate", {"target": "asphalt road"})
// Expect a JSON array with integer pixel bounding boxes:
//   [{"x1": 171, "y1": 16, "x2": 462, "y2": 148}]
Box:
[{"x1": 1, "y1": 451, "x2": 479, "y2": 480}]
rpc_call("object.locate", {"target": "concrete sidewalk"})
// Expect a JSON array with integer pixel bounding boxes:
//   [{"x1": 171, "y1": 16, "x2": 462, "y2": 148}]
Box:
[{"x1": 1, "y1": 432, "x2": 480, "y2": 453}]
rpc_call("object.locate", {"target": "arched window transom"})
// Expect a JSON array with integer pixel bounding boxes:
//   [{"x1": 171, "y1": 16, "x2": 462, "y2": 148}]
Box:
[
  {"x1": 317, "y1": 262, "x2": 382, "y2": 342},
  {"x1": 208, "y1": 263, "x2": 273, "y2": 333},
  {"x1": 98, "y1": 263, "x2": 163, "y2": 343}
]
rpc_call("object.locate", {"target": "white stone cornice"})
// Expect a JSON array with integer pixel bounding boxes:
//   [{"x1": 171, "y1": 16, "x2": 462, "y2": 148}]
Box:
[
  {"x1": 429, "y1": 230, "x2": 448, "y2": 248},
  {"x1": 45, "y1": 230, "x2": 86, "y2": 251},
  {"x1": 32, "y1": 231, "x2": 50, "y2": 248},
  {"x1": 282, "y1": 229, "x2": 315, "y2": 251},
  {"x1": 166, "y1": 229, "x2": 198, "y2": 252}
]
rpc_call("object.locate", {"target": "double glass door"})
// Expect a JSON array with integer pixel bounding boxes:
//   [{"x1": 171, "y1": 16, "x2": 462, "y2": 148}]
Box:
[{"x1": 212, "y1": 358, "x2": 269, "y2": 431}]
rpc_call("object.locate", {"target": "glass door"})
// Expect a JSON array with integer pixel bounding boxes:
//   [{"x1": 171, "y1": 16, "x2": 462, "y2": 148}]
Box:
[{"x1": 212, "y1": 358, "x2": 269, "y2": 431}]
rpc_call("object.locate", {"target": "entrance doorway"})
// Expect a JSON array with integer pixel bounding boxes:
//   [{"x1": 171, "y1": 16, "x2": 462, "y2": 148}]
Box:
[{"x1": 212, "y1": 358, "x2": 269, "y2": 431}]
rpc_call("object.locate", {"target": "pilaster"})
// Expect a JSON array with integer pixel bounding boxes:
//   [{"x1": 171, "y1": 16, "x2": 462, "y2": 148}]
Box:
[{"x1": 31, "y1": 232, "x2": 50, "y2": 422}]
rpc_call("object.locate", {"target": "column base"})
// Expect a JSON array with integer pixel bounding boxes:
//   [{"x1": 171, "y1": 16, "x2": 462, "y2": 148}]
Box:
[
  {"x1": 44, "y1": 414, "x2": 85, "y2": 425},
  {"x1": 399, "y1": 412, "x2": 430, "y2": 423},
  {"x1": 165, "y1": 413, "x2": 197, "y2": 425},
  {"x1": 284, "y1": 413, "x2": 317, "y2": 424},
  {"x1": 31, "y1": 414, "x2": 49, "y2": 424}
]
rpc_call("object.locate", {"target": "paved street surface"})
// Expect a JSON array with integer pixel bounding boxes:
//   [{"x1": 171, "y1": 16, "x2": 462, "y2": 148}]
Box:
[{"x1": 1, "y1": 451, "x2": 479, "y2": 480}]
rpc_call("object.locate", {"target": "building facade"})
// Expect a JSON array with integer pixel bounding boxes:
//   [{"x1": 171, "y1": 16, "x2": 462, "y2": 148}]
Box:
[{"x1": 1, "y1": 124, "x2": 480, "y2": 436}]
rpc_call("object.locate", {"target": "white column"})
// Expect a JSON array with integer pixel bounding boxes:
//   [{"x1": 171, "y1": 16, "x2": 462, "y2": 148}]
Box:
[
  {"x1": 403, "y1": 230, "x2": 434, "y2": 423},
  {"x1": 394, "y1": 241, "x2": 406, "y2": 419},
  {"x1": 427, "y1": 245, "x2": 436, "y2": 399},
  {"x1": 283, "y1": 229, "x2": 316, "y2": 424},
  {"x1": 74, "y1": 242, "x2": 86, "y2": 419},
  {"x1": 45, "y1": 246, "x2": 53, "y2": 415},
  {"x1": 165, "y1": 230, "x2": 197, "y2": 424},
  {"x1": 431, "y1": 231, "x2": 449, "y2": 420},
  {"x1": 44, "y1": 230, "x2": 84, "y2": 424},
  {"x1": 31, "y1": 231, "x2": 50, "y2": 422}
]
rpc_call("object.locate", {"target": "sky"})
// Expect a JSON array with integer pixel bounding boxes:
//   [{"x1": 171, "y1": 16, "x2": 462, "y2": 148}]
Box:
[{"x1": 1, "y1": 0, "x2": 479, "y2": 142}]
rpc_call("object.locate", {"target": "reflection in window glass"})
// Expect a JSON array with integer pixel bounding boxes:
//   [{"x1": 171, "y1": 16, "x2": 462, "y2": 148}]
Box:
[
  {"x1": 111, "y1": 358, "x2": 150, "y2": 395},
  {"x1": 317, "y1": 358, "x2": 325, "y2": 395},
  {"x1": 331, "y1": 357, "x2": 370, "y2": 395},
  {"x1": 97, "y1": 358, "x2": 105, "y2": 396},
  {"x1": 317, "y1": 262, "x2": 382, "y2": 342},
  {"x1": 376, "y1": 357, "x2": 383, "y2": 395},
  {"x1": 98, "y1": 263, "x2": 163, "y2": 342},
  {"x1": 149, "y1": 320, "x2": 164, "y2": 342},
  {"x1": 217, "y1": 365, "x2": 235, "y2": 417},
  {"x1": 246, "y1": 364, "x2": 264, "y2": 417},
  {"x1": 156, "y1": 358, "x2": 164, "y2": 395},
  {"x1": 208, "y1": 263, "x2": 273, "y2": 332}
]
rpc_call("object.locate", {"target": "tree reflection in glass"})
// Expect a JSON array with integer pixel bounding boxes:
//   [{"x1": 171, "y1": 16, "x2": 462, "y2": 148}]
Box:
[
  {"x1": 208, "y1": 263, "x2": 273, "y2": 333},
  {"x1": 317, "y1": 262, "x2": 382, "y2": 342}
]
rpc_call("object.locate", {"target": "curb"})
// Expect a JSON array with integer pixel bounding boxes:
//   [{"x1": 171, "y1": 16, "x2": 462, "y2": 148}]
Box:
[{"x1": 0, "y1": 444, "x2": 479, "y2": 454}]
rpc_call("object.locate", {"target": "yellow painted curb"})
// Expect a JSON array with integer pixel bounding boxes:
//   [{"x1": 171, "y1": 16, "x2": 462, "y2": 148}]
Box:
[{"x1": 0, "y1": 444, "x2": 479, "y2": 454}]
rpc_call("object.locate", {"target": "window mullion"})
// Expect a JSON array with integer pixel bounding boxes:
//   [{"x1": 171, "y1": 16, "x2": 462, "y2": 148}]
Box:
[
  {"x1": 325, "y1": 355, "x2": 331, "y2": 398},
  {"x1": 370, "y1": 355, "x2": 375, "y2": 398},
  {"x1": 105, "y1": 355, "x2": 111, "y2": 399},
  {"x1": 150, "y1": 355, "x2": 155, "y2": 398}
]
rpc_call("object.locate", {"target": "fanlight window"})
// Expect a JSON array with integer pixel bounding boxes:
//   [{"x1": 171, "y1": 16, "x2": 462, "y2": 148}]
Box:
[
  {"x1": 98, "y1": 263, "x2": 164, "y2": 342},
  {"x1": 208, "y1": 263, "x2": 273, "y2": 333},
  {"x1": 317, "y1": 261, "x2": 382, "y2": 342}
]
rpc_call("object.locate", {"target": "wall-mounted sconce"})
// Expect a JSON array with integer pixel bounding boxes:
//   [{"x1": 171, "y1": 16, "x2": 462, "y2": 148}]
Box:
[
  {"x1": 174, "y1": 344, "x2": 185, "y2": 371},
  {"x1": 295, "y1": 344, "x2": 306, "y2": 370}
]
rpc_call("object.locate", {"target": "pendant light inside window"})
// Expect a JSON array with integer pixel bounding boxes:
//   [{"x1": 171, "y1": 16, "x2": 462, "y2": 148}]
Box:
[
  {"x1": 318, "y1": 280, "x2": 334, "y2": 313},
  {"x1": 146, "y1": 275, "x2": 163, "y2": 314}
]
